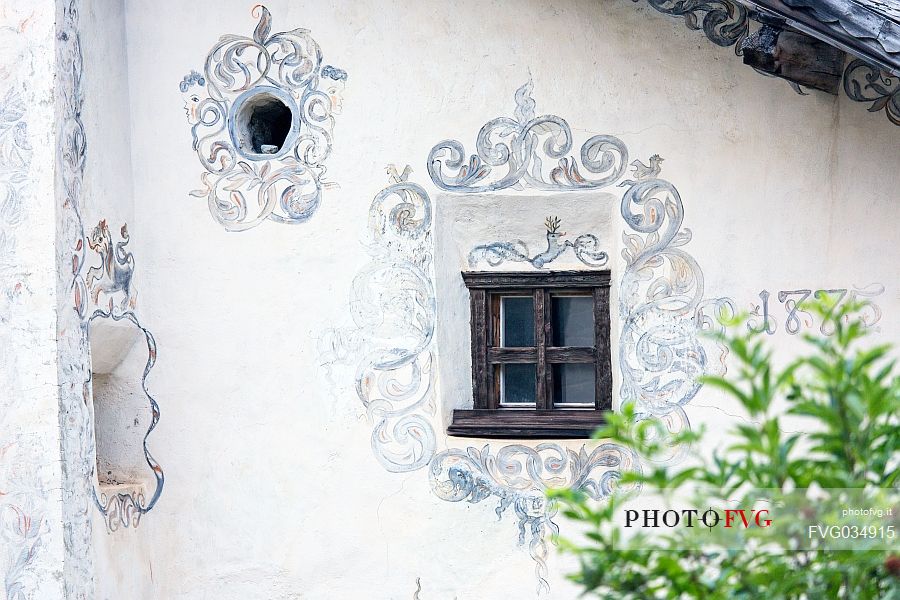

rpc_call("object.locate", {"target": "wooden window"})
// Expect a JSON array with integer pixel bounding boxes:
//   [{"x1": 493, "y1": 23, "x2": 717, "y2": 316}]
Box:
[{"x1": 448, "y1": 271, "x2": 612, "y2": 438}]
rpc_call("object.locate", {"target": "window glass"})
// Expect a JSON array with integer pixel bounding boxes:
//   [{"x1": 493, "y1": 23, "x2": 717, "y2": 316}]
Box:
[
  {"x1": 552, "y1": 296, "x2": 593, "y2": 346},
  {"x1": 501, "y1": 363, "x2": 536, "y2": 404},
  {"x1": 552, "y1": 363, "x2": 594, "y2": 405},
  {"x1": 501, "y1": 296, "x2": 534, "y2": 347}
]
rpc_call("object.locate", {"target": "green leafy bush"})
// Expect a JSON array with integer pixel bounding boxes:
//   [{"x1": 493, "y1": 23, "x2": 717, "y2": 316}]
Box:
[{"x1": 552, "y1": 300, "x2": 899, "y2": 599}]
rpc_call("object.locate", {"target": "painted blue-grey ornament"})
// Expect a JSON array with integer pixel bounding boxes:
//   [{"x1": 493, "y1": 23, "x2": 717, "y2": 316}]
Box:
[
  {"x1": 319, "y1": 167, "x2": 437, "y2": 473},
  {"x1": 86, "y1": 308, "x2": 164, "y2": 531},
  {"x1": 180, "y1": 5, "x2": 346, "y2": 231},
  {"x1": 468, "y1": 216, "x2": 609, "y2": 269},
  {"x1": 636, "y1": 0, "x2": 749, "y2": 50},
  {"x1": 635, "y1": 1, "x2": 900, "y2": 126},
  {"x1": 424, "y1": 80, "x2": 735, "y2": 594},
  {"x1": 427, "y1": 80, "x2": 629, "y2": 193},
  {"x1": 843, "y1": 59, "x2": 900, "y2": 126},
  {"x1": 429, "y1": 443, "x2": 637, "y2": 594},
  {"x1": 320, "y1": 80, "x2": 735, "y2": 594}
]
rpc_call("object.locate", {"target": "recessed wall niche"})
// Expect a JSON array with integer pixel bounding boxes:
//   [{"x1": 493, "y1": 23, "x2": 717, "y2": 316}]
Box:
[{"x1": 88, "y1": 317, "x2": 155, "y2": 493}]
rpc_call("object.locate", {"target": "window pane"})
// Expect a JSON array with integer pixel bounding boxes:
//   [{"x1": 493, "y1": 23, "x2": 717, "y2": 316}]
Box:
[
  {"x1": 501, "y1": 363, "x2": 536, "y2": 404},
  {"x1": 553, "y1": 363, "x2": 595, "y2": 405},
  {"x1": 502, "y1": 296, "x2": 534, "y2": 347},
  {"x1": 552, "y1": 296, "x2": 593, "y2": 346}
]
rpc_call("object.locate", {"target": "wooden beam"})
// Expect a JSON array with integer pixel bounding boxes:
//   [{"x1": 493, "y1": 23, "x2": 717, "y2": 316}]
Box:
[
  {"x1": 447, "y1": 409, "x2": 606, "y2": 439},
  {"x1": 741, "y1": 24, "x2": 845, "y2": 94}
]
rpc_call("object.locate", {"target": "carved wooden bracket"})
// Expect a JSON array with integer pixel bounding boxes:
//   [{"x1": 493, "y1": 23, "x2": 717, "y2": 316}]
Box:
[{"x1": 742, "y1": 24, "x2": 845, "y2": 94}]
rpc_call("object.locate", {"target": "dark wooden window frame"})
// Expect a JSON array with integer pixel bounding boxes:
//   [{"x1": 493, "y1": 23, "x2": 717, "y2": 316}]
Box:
[{"x1": 448, "y1": 270, "x2": 612, "y2": 438}]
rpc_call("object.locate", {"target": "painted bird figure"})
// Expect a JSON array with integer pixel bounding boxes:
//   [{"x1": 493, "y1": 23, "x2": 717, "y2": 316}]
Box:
[
  {"x1": 386, "y1": 163, "x2": 413, "y2": 184},
  {"x1": 629, "y1": 154, "x2": 664, "y2": 180}
]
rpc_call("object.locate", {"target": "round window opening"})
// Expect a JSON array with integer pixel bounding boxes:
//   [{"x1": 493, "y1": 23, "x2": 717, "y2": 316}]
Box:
[{"x1": 229, "y1": 86, "x2": 299, "y2": 160}]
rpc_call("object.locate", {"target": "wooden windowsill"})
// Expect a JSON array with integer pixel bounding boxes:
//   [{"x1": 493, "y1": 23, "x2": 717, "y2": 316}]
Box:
[{"x1": 447, "y1": 409, "x2": 606, "y2": 439}]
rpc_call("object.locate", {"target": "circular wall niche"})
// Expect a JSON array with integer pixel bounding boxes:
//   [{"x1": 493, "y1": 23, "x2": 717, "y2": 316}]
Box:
[{"x1": 228, "y1": 86, "x2": 300, "y2": 161}]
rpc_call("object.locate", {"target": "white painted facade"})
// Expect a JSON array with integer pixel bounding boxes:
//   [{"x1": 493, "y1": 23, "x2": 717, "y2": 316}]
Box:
[{"x1": 0, "y1": 0, "x2": 898, "y2": 598}]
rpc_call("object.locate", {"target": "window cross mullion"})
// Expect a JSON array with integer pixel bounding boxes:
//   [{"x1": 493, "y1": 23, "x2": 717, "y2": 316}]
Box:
[{"x1": 535, "y1": 288, "x2": 550, "y2": 410}]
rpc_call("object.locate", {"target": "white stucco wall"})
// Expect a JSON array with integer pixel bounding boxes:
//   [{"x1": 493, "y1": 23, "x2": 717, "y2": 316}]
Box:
[
  {"x1": 110, "y1": 1, "x2": 900, "y2": 598},
  {"x1": 1, "y1": 0, "x2": 897, "y2": 598}
]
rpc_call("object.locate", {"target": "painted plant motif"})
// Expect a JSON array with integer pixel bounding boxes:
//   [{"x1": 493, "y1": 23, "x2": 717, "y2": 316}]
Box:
[
  {"x1": 0, "y1": 21, "x2": 46, "y2": 593},
  {"x1": 843, "y1": 59, "x2": 900, "y2": 126},
  {"x1": 182, "y1": 5, "x2": 346, "y2": 231},
  {"x1": 427, "y1": 79, "x2": 629, "y2": 193},
  {"x1": 0, "y1": 501, "x2": 45, "y2": 600},
  {"x1": 635, "y1": 0, "x2": 749, "y2": 49},
  {"x1": 55, "y1": 0, "x2": 99, "y2": 589},
  {"x1": 468, "y1": 216, "x2": 609, "y2": 269},
  {"x1": 319, "y1": 166, "x2": 437, "y2": 473},
  {"x1": 0, "y1": 86, "x2": 29, "y2": 261},
  {"x1": 0, "y1": 38, "x2": 31, "y2": 322}
]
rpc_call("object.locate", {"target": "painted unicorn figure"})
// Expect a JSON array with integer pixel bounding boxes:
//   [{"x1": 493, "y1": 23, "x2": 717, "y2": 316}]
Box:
[{"x1": 85, "y1": 220, "x2": 137, "y2": 311}]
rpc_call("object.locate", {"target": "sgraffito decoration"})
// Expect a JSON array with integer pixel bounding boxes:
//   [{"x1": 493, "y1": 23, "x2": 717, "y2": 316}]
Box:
[
  {"x1": 319, "y1": 166, "x2": 437, "y2": 473},
  {"x1": 182, "y1": 5, "x2": 347, "y2": 231},
  {"x1": 843, "y1": 60, "x2": 900, "y2": 126},
  {"x1": 56, "y1": 0, "x2": 97, "y2": 589},
  {"x1": 427, "y1": 80, "x2": 629, "y2": 193},
  {"x1": 468, "y1": 216, "x2": 609, "y2": 269},
  {"x1": 428, "y1": 82, "x2": 731, "y2": 593},
  {"x1": 58, "y1": 0, "x2": 164, "y2": 542},
  {"x1": 429, "y1": 443, "x2": 638, "y2": 594},
  {"x1": 325, "y1": 82, "x2": 730, "y2": 594},
  {"x1": 748, "y1": 284, "x2": 885, "y2": 336},
  {"x1": 75, "y1": 220, "x2": 164, "y2": 531},
  {"x1": 85, "y1": 308, "x2": 164, "y2": 531},
  {"x1": 634, "y1": 0, "x2": 749, "y2": 50},
  {"x1": 84, "y1": 220, "x2": 137, "y2": 312},
  {"x1": 0, "y1": 68, "x2": 30, "y2": 320},
  {"x1": 618, "y1": 178, "x2": 734, "y2": 458},
  {"x1": 0, "y1": 21, "x2": 46, "y2": 598},
  {"x1": 634, "y1": 2, "x2": 900, "y2": 127}
]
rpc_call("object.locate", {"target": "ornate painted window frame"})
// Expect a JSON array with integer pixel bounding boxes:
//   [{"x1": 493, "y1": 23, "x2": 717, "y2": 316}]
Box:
[{"x1": 322, "y1": 80, "x2": 733, "y2": 594}]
